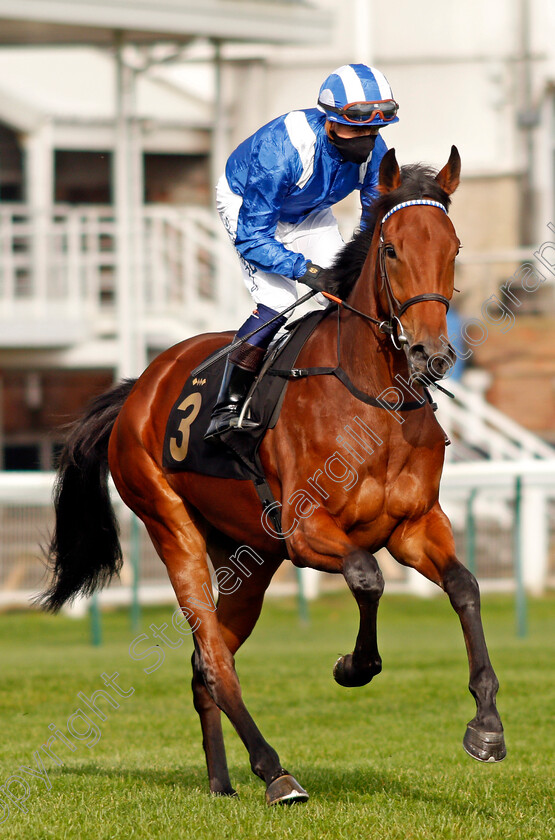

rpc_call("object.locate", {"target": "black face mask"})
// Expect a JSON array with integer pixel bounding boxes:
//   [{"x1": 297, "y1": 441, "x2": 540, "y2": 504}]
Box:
[{"x1": 328, "y1": 129, "x2": 377, "y2": 164}]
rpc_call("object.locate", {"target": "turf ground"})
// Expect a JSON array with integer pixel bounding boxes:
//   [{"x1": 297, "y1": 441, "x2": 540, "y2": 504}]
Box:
[{"x1": 0, "y1": 591, "x2": 553, "y2": 839}]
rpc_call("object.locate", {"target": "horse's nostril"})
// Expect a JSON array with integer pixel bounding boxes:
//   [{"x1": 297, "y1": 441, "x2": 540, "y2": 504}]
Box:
[
  {"x1": 427, "y1": 350, "x2": 453, "y2": 379},
  {"x1": 409, "y1": 344, "x2": 428, "y2": 367}
]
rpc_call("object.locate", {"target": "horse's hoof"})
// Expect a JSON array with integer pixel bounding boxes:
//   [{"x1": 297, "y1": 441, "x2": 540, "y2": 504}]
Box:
[
  {"x1": 265, "y1": 774, "x2": 309, "y2": 806},
  {"x1": 463, "y1": 725, "x2": 507, "y2": 763},
  {"x1": 333, "y1": 653, "x2": 380, "y2": 687}
]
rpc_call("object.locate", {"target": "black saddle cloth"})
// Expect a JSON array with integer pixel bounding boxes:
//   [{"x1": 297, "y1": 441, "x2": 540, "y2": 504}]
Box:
[{"x1": 162, "y1": 308, "x2": 331, "y2": 482}]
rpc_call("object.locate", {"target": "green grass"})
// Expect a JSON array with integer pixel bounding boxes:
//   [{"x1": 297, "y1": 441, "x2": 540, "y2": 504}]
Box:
[{"x1": 0, "y1": 591, "x2": 553, "y2": 839}]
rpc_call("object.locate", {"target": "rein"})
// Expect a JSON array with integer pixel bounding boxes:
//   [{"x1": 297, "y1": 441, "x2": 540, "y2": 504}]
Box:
[{"x1": 269, "y1": 306, "x2": 435, "y2": 412}]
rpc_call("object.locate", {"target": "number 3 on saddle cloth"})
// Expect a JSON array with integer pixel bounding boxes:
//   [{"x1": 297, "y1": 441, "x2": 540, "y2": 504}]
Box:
[{"x1": 162, "y1": 310, "x2": 329, "y2": 527}]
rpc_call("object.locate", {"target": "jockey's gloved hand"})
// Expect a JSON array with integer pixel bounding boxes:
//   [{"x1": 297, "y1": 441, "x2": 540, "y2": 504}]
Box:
[{"x1": 299, "y1": 262, "x2": 327, "y2": 293}]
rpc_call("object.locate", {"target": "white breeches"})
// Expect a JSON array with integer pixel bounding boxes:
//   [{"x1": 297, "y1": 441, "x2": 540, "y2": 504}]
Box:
[{"x1": 216, "y1": 175, "x2": 345, "y2": 313}]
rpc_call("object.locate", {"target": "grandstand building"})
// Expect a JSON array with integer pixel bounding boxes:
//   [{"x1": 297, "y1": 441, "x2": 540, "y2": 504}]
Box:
[{"x1": 0, "y1": 0, "x2": 554, "y2": 470}]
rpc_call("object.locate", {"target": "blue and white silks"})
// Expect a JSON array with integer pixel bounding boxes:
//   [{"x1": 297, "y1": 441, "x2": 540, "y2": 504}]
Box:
[{"x1": 223, "y1": 108, "x2": 388, "y2": 282}]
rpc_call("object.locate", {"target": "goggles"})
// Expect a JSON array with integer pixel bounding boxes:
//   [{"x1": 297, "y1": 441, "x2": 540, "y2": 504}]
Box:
[{"x1": 319, "y1": 98, "x2": 399, "y2": 124}]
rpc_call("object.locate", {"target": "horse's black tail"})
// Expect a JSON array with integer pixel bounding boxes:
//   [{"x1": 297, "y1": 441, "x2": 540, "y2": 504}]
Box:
[{"x1": 38, "y1": 379, "x2": 137, "y2": 612}]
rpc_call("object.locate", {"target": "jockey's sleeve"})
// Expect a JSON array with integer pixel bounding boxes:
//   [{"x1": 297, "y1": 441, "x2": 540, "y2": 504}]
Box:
[
  {"x1": 360, "y1": 135, "x2": 389, "y2": 230},
  {"x1": 233, "y1": 135, "x2": 308, "y2": 281}
]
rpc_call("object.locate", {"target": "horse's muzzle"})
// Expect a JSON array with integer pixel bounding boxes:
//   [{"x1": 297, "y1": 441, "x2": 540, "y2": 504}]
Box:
[{"x1": 407, "y1": 341, "x2": 456, "y2": 382}]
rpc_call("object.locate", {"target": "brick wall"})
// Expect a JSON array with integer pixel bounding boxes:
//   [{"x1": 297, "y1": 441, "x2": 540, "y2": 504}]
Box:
[
  {"x1": 1, "y1": 370, "x2": 115, "y2": 468},
  {"x1": 471, "y1": 317, "x2": 555, "y2": 442}
]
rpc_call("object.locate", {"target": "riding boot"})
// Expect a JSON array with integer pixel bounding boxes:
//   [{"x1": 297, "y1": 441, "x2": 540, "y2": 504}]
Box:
[{"x1": 204, "y1": 342, "x2": 265, "y2": 441}]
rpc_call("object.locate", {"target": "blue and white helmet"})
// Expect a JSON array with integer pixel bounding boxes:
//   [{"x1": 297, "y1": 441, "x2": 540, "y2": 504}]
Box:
[{"x1": 318, "y1": 64, "x2": 399, "y2": 127}]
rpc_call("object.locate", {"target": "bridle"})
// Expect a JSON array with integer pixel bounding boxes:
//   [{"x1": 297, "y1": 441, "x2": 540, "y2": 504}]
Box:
[
  {"x1": 312, "y1": 197, "x2": 455, "y2": 402},
  {"x1": 324, "y1": 199, "x2": 452, "y2": 351},
  {"x1": 377, "y1": 199, "x2": 451, "y2": 349}
]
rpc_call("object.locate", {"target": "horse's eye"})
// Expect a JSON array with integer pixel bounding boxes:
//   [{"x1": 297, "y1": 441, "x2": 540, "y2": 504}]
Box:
[{"x1": 384, "y1": 245, "x2": 397, "y2": 259}]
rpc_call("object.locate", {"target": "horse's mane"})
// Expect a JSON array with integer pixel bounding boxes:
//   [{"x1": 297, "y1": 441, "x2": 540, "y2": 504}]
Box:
[{"x1": 325, "y1": 163, "x2": 452, "y2": 297}]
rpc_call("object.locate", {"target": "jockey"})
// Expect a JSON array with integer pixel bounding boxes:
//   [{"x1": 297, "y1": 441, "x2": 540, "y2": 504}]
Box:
[{"x1": 205, "y1": 63, "x2": 399, "y2": 441}]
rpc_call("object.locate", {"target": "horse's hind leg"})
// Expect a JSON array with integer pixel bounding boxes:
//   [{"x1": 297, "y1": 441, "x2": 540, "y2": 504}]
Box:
[
  {"x1": 388, "y1": 504, "x2": 506, "y2": 762},
  {"x1": 190, "y1": 643, "x2": 235, "y2": 796},
  {"x1": 194, "y1": 536, "x2": 307, "y2": 805},
  {"x1": 333, "y1": 549, "x2": 385, "y2": 688},
  {"x1": 148, "y1": 519, "x2": 290, "y2": 793},
  {"x1": 118, "y1": 475, "x2": 235, "y2": 793},
  {"x1": 118, "y1": 467, "x2": 300, "y2": 802},
  {"x1": 182, "y1": 536, "x2": 234, "y2": 796},
  {"x1": 189, "y1": 536, "x2": 265, "y2": 798}
]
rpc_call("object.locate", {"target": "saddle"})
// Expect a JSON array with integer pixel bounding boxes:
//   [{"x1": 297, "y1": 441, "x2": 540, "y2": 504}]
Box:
[{"x1": 163, "y1": 308, "x2": 332, "y2": 530}]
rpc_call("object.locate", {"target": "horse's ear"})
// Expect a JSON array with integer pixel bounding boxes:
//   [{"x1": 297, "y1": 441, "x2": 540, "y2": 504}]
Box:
[
  {"x1": 378, "y1": 148, "x2": 401, "y2": 194},
  {"x1": 435, "y1": 145, "x2": 461, "y2": 195}
]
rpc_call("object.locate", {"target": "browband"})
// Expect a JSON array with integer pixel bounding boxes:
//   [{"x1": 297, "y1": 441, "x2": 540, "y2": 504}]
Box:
[{"x1": 381, "y1": 199, "x2": 448, "y2": 225}]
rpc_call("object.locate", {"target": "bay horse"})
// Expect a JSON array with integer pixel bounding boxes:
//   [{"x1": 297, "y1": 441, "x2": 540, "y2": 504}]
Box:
[{"x1": 41, "y1": 147, "x2": 506, "y2": 805}]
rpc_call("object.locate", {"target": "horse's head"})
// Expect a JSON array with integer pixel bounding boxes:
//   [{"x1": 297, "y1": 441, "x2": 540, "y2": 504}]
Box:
[{"x1": 374, "y1": 146, "x2": 461, "y2": 382}]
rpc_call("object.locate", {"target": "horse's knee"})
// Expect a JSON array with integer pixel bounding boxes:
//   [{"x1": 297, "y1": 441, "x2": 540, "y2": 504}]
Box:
[
  {"x1": 343, "y1": 550, "x2": 384, "y2": 600},
  {"x1": 443, "y1": 563, "x2": 480, "y2": 612}
]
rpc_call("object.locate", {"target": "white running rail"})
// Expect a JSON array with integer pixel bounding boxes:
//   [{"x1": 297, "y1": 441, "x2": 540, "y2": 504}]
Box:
[{"x1": 1, "y1": 461, "x2": 553, "y2": 610}]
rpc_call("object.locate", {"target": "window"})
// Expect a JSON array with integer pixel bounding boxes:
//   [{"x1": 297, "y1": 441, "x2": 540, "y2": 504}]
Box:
[
  {"x1": 144, "y1": 154, "x2": 210, "y2": 205},
  {"x1": 54, "y1": 150, "x2": 112, "y2": 204},
  {"x1": 0, "y1": 121, "x2": 24, "y2": 202}
]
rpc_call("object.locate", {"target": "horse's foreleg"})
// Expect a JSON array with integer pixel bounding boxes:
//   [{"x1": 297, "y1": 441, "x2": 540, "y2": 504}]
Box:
[
  {"x1": 442, "y1": 563, "x2": 506, "y2": 762},
  {"x1": 333, "y1": 549, "x2": 385, "y2": 687},
  {"x1": 287, "y1": 511, "x2": 384, "y2": 688},
  {"x1": 387, "y1": 504, "x2": 506, "y2": 762}
]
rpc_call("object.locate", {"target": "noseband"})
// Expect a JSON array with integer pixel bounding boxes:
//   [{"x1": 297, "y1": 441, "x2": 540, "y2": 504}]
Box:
[{"x1": 378, "y1": 199, "x2": 451, "y2": 349}]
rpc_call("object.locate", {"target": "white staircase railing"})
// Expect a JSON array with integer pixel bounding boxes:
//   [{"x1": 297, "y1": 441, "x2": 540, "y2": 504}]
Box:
[
  {"x1": 0, "y1": 204, "x2": 248, "y2": 347},
  {"x1": 435, "y1": 379, "x2": 554, "y2": 461},
  {"x1": 141, "y1": 205, "x2": 248, "y2": 340}
]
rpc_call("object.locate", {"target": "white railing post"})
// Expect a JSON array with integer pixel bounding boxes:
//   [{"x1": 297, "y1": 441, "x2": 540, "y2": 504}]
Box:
[
  {"x1": 66, "y1": 208, "x2": 82, "y2": 320},
  {"x1": 0, "y1": 210, "x2": 16, "y2": 317},
  {"x1": 520, "y1": 483, "x2": 548, "y2": 595},
  {"x1": 436, "y1": 381, "x2": 554, "y2": 461},
  {"x1": 32, "y1": 207, "x2": 49, "y2": 318},
  {"x1": 299, "y1": 568, "x2": 321, "y2": 600},
  {"x1": 182, "y1": 214, "x2": 194, "y2": 309},
  {"x1": 406, "y1": 566, "x2": 437, "y2": 597}
]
